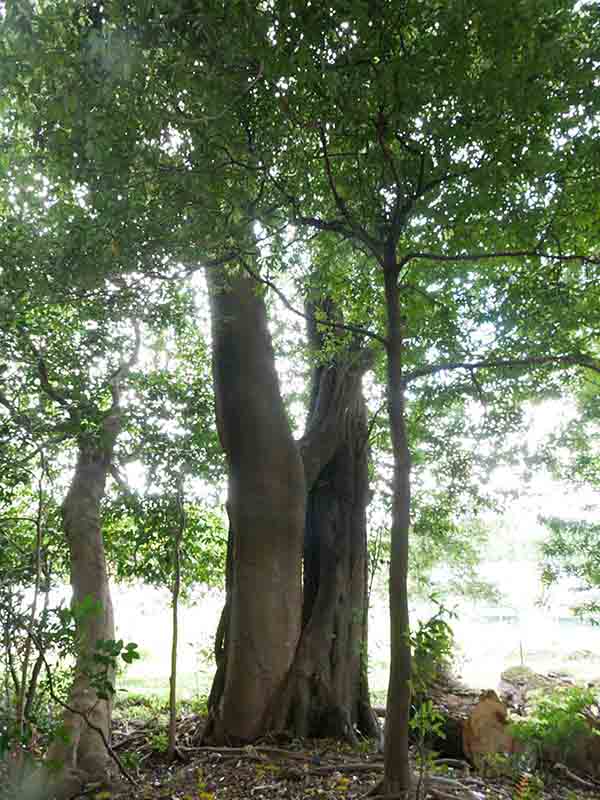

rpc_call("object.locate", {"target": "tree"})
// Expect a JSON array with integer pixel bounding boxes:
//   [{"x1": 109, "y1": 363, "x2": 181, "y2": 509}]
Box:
[
  {"x1": 1, "y1": 364, "x2": 129, "y2": 792},
  {"x1": 0, "y1": 164, "x2": 180, "y2": 792},
  {"x1": 230, "y1": 1, "x2": 600, "y2": 790},
  {"x1": 3, "y1": 2, "x2": 600, "y2": 794},
  {"x1": 2, "y1": 1, "x2": 311, "y2": 752},
  {"x1": 202, "y1": 265, "x2": 306, "y2": 743}
]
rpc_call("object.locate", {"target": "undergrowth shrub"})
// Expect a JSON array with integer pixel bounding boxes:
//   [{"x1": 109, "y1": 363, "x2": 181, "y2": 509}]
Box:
[
  {"x1": 510, "y1": 685, "x2": 599, "y2": 763},
  {"x1": 411, "y1": 602, "x2": 455, "y2": 700}
]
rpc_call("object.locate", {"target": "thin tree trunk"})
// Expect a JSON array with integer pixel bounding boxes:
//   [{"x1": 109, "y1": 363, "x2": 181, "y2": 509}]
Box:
[
  {"x1": 16, "y1": 458, "x2": 46, "y2": 763},
  {"x1": 382, "y1": 261, "x2": 412, "y2": 794},
  {"x1": 42, "y1": 416, "x2": 120, "y2": 794},
  {"x1": 168, "y1": 476, "x2": 185, "y2": 761},
  {"x1": 203, "y1": 266, "x2": 305, "y2": 744},
  {"x1": 206, "y1": 520, "x2": 233, "y2": 715},
  {"x1": 23, "y1": 579, "x2": 52, "y2": 723},
  {"x1": 19, "y1": 335, "x2": 137, "y2": 800}
]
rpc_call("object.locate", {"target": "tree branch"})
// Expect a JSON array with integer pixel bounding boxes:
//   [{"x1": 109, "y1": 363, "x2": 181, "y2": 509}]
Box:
[
  {"x1": 0, "y1": 389, "x2": 32, "y2": 432},
  {"x1": 398, "y1": 249, "x2": 600, "y2": 269},
  {"x1": 319, "y1": 126, "x2": 354, "y2": 225},
  {"x1": 375, "y1": 110, "x2": 402, "y2": 192},
  {"x1": 108, "y1": 320, "x2": 142, "y2": 410},
  {"x1": 109, "y1": 465, "x2": 136, "y2": 499},
  {"x1": 36, "y1": 357, "x2": 72, "y2": 410},
  {"x1": 294, "y1": 212, "x2": 383, "y2": 262},
  {"x1": 239, "y1": 258, "x2": 387, "y2": 346},
  {"x1": 294, "y1": 214, "x2": 353, "y2": 237},
  {"x1": 404, "y1": 353, "x2": 600, "y2": 384},
  {"x1": 294, "y1": 133, "x2": 384, "y2": 262}
]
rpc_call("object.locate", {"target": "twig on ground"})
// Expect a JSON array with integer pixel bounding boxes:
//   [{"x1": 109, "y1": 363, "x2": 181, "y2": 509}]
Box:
[
  {"x1": 360, "y1": 772, "x2": 481, "y2": 800},
  {"x1": 428, "y1": 791, "x2": 469, "y2": 800},
  {"x1": 433, "y1": 758, "x2": 471, "y2": 773},
  {"x1": 365, "y1": 795, "x2": 408, "y2": 800},
  {"x1": 311, "y1": 762, "x2": 384, "y2": 775},
  {"x1": 553, "y1": 762, "x2": 599, "y2": 789}
]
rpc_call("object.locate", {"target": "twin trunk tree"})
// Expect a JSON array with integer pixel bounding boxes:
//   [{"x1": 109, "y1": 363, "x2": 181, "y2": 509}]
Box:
[{"x1": 204, "y1": 268, "x2": 378, "y2": 743}]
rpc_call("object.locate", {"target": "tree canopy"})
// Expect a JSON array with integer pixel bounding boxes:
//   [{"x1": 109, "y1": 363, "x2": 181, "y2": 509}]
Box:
[{"x1": 1, "y1": 0, "x2": 599, "y2": 796}]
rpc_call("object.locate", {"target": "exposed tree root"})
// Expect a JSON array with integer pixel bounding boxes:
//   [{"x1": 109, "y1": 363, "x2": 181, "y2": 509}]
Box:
[
  {"x1": 553, "y1": 762, "x2": 599, "y2": 789},
  {"x1": 363, "y1": 771, "x2": 482, "y2": 800},
  {"x1": 185, "y1": 744, "x2": 317, "y2": 761},
  {"x1": 427, "y1": 774, "x2": 481, "y2": 799}
]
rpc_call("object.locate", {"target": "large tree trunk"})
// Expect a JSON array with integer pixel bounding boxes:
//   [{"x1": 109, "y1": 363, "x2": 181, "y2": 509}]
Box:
[
  {"x1": 41, "y1": 418, "x2": 119, "y2": 796},
  {"x1": 268, "y1": 305, "x2": 379, "y2": 741},
  {"x1": 382, "y1": 262, "x2": 412, "y2": 794},
  {"x1": 203, "y1": 266, "x2": 305, "y2": 744}
]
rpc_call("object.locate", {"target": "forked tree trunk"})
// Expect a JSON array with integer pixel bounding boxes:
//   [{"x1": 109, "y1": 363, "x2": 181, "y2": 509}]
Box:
[
  {"x1": 267, "y1": 307, "x2": 379, "y2": 741},
  {"x1": 41, "y1": 417, "x2": 120, "y2": 796},
  {"x1": 203, "y1": 266, "x2": 305, "y2": 744}
]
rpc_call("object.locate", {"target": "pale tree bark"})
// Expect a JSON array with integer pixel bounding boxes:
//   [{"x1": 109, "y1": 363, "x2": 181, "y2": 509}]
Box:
[
  {"x1": 44, "y1": 415, "x2": 120, "y2": 786},
  {"x1": 24, "y1": 335, "x2": 139, "y2": 799},
  {"x1": 18, "y1": 414, "x2": 124, "y2": 800},
  {"x1": 267, "y1": 302, "x2": 379, "y2": 741},
  {"x1": 203, "y1": 266, "x2": 305, "y2": 744}
]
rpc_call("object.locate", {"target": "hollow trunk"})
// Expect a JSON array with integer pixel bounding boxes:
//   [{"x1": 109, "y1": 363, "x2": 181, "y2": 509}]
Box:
[
  {"x1": 203, "y1": 266, "x2": 305, "y2": 744},
  {"x1": 268, "y1": 305, "x2": 379, "y2": 741},
  {"x1": 43, "y1": 422, "x2": 119, "y2": 794},
  {"x1": 382, "y1": 262, "x2": 412, "y2": 795}
]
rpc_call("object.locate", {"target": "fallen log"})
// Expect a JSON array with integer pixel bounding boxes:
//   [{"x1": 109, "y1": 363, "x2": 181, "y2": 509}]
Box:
[{"x1": 461, "y1": 691, "x2": 522, "y2": 767}]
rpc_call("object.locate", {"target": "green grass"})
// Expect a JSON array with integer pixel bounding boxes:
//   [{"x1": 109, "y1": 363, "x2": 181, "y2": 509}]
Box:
[
  {"x1": 113, "y1": 688, "x2": 209, "y2": 722},
  {"x1": 117, "y1": 668, "x2": 213, "y2": 700}
]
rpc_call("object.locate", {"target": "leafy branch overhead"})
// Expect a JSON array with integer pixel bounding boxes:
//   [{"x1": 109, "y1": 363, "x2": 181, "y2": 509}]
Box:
[{"x1": 0, "y1": 1, "x2": 599, "y2": 798}]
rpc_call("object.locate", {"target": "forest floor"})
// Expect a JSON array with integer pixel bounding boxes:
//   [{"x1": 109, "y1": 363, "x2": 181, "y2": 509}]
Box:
[{"x1": 100, "y1": 701, "x2": 600, "y2": 800}]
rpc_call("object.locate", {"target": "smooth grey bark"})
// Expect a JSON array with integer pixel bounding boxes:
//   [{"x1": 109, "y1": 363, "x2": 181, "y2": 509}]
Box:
[{"x1": 203, "y1": 266, "x2": 305, "y2": 744}]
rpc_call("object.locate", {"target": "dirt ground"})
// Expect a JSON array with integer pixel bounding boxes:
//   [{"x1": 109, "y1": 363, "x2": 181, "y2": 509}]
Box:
[{"x1": 102, "y1": 711, "x2": 600, "y2": 800}]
